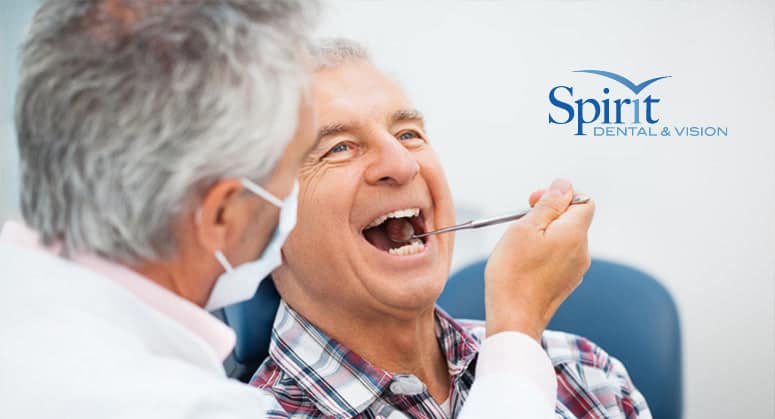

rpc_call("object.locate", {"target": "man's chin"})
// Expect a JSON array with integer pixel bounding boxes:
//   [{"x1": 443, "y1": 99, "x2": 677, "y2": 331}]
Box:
[
  {"x1": 368, "y1": 275, "x2": 448, "y2": 313},
  {"x1": 359, "y1": 266, "x2": 450, "y2": 313}
]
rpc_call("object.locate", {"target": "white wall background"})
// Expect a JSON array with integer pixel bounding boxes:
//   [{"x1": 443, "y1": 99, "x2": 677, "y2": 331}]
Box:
[
  {"x1": 1, "y1": 1, "x2": 773, "y2": 418},
  {"x1": 317, "y1": 1, "x2": 775, "y2": 419},
  {"x1": 0, "y1": 1, "x2": 34, "y2": 224}
]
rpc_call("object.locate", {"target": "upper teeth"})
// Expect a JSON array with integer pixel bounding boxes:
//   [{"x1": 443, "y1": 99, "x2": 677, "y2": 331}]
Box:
[{"x1": 366, "y1": 208, "x2": 420, "y2": 229}]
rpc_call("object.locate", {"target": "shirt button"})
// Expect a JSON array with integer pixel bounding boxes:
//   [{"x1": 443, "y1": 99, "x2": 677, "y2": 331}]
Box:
[{"x1": 389, "y1": 374, "x2": 426, "y2": 395}]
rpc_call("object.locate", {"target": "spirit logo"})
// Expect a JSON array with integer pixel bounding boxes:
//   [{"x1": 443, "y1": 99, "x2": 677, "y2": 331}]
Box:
[{"x1": 548, "y1": 70, "x2": 671, "y2": 136}]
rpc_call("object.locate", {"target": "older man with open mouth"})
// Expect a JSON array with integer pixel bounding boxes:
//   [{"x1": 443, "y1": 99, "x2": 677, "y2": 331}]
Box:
[{"x1": 250, "y1": 39, "x2": 651, "y2": 418}]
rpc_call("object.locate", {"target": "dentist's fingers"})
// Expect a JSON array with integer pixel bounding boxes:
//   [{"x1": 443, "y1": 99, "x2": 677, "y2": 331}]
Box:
[
  {"x1": 550, "y1": 195, "x2": 596, "y2": 235},
  {"x1": 521, "y1": 179, "x2": 573, "y2": 231},
  {"x1": 529, "y1": 189, "x2": 545, "y2": 207},
  {"x1": 483, "y1": 179, "x2": 595, "y2": 341},
  {"x1": 528, "y1": 187, "x2": 594, "y2": 234}
]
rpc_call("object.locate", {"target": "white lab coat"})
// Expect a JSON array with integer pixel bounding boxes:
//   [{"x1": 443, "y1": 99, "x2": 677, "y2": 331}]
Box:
[
  {"x1": 0, "y1": 238, "x2": 555, "y2": 419},
  {"x1": 0, "y1": 241, "x2": 275, "y2": 419}
]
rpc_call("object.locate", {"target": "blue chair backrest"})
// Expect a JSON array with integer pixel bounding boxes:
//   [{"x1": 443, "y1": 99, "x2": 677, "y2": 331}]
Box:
[
  {"x1": 437, "y1": 258, "x2": 683, "y2": 419},
  {"x1": 217, "y1": 277, "x2": 280, "y2": 381}
]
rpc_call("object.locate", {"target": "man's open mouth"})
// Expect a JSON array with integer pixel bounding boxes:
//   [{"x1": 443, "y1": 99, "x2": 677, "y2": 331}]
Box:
[{"x1": 362, "y1": 208, "x2": 428, "y2": 256}]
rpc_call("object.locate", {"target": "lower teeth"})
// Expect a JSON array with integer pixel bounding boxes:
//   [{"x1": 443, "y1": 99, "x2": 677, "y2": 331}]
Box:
[{"x1": 388, "y1": 239, "x2": 425, "y2": 256}]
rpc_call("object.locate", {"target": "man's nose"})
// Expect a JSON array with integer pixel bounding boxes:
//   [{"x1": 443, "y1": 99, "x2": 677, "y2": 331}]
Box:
[{"x1": 363, "y1": 133, "x2": 420, "y2": 186}]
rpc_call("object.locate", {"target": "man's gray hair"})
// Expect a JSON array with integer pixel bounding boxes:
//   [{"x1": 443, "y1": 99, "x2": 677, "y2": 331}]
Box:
[
  {"x1": 16, "y1": 0, "x2": 318, "y2": 263},
  {"x1": 312, "y1": 37, "x2": 370, "y2": 69}
]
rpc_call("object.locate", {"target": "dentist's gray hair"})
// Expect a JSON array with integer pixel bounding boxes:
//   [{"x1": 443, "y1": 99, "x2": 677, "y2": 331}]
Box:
[{"x1": 15, "y1": 0, "x2": 318, "y2": 263}]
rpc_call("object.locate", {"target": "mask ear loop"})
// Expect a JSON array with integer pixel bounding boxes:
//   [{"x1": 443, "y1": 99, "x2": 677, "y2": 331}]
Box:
[
  {"x1": 241, "y1": 178, "x2": 283, "y2": 208},
  {"x1": 214, "y1": 250, "x2": 234, "y2": 273},
  {"x1": 207, "y1": 179, "x2": 288, "y2": 275},
  {"x1": 198, "y1": 181, "x2": 273, "y2": 274}
]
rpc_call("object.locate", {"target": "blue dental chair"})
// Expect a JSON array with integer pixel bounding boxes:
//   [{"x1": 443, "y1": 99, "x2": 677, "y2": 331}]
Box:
[
  {"x1": 217, "y1": 259, "x2": 682, "y2": 419},
  {"x1": 436, "y1": 258, "x2": 683, "y2": 419},
  {"x1": 213, "y1": 278, "x2": 282, "y2": 382}
]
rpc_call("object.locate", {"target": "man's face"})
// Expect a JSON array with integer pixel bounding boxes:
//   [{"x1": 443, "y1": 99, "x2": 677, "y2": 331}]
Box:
[{"x1": 277, "y1": 60, "x2": 456, "y2": 314}]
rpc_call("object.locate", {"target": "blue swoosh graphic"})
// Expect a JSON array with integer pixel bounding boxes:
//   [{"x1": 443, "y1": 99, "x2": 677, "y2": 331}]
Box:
[{"x1": 573, "y1": 69, "x2": 671, "y2": 94}]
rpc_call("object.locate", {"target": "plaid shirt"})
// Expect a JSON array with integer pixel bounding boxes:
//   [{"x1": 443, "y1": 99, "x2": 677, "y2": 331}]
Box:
[{"x1": 251, "y1": 301, "x2": 650, "y2": 418}]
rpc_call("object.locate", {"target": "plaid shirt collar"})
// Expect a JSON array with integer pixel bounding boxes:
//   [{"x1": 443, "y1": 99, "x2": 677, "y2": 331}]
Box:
[{"x1": 268, "y1": 301, "x2": 481, "y2": 417}]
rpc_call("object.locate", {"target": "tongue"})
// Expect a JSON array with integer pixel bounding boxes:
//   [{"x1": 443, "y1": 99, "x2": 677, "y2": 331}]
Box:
[
  {"x1": 363, "y1": 218, "x2": 415, "y2": 251},
  {"x1": 385, "y1": 218, "x2": 415, "y2": 243}
]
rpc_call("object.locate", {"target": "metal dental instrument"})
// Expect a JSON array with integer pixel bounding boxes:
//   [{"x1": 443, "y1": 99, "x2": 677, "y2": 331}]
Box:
[{"x1": 411, "y1": 194, "x2": 591, "y2": 240}]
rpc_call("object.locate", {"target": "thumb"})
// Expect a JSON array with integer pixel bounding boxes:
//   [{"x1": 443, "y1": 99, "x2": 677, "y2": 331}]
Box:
[
  {"x1": 528, "y1": 189, "x2": 545, "y2": 207},
  {"x1": 522, "y1": 179, "x2": 573, "y2": 230}
]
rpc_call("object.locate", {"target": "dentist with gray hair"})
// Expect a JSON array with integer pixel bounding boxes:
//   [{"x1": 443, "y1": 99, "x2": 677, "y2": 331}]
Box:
[
  {"x1": 2, "y1": 0, "x2": 317, "y2": 417},
  {"x1": 1, "y1": 1, "x2": 589, "y2": 418}
]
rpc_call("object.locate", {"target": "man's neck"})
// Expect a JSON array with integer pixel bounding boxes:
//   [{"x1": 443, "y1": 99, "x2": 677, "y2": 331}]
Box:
[{"x1": 286, "y1": 298, "x2": 451, "y2": 404}]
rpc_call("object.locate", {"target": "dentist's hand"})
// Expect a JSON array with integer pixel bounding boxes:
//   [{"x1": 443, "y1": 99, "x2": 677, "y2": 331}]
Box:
[{"x1": 484, "y1": 179, "x2": 595, "y2": 341}]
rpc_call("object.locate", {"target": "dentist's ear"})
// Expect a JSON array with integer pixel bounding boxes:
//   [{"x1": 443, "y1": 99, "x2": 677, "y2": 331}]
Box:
[{"x1": 195, "y1": 179, "x2": 250, "y2": 254}]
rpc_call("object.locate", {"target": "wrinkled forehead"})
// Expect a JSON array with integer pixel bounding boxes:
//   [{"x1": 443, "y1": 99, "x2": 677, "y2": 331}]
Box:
[{"x1": 312, "y1": 60, "x2": 415, "y2": 124}]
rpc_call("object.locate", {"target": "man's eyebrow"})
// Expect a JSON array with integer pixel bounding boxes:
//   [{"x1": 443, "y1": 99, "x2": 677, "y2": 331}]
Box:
[
  {"x1": 303, "y1": 122, "x2": 351, "y2": 160},
  {"x1": 315, "y1": 122, "x2": 350, "y2": 146},
  {"x1": 391, "y1": 109, "x2": 425, "y2": 126},
  {"x1": 311, "y1": 109, "x2": 425, "y2": 153}
]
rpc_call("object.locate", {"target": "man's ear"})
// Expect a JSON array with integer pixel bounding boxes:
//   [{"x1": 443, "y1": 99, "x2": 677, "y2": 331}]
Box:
[{"x1": 195, "y1": 179, "x2": 249, "y2": 253}]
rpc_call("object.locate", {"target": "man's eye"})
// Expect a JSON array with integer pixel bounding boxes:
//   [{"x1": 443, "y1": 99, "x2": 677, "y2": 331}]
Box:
[
  {"x1": 321, "y1": 142, "x2": 356, "y2": 161},
  {"x1": 398, "y1": 131, "x2": 421, "y2": 141},
  {"x1": 328, "y1": 143, "x2": 351, "y2": 154}
]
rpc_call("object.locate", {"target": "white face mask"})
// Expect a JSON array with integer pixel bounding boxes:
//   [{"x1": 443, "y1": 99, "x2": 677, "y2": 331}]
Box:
[{"x1": 204, "y1": 179, "x2": 299, "y2": 311}]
